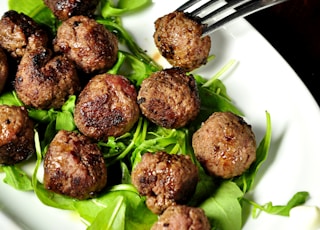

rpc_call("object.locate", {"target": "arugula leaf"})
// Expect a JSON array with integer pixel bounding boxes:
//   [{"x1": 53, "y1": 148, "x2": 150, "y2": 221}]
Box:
[
  {"x1": 1, "y1": 165, "x2": 33, "y2": 191},
  {"x1": 0, "y1": 91, "x2": 23, "y2": 106},
  {"x1": 108, "y1": 51, "x2": 156, "y2": 86},
  {"x1": 8, "y1": 0, "x2": 57, "y2": 32},
  {"x1": 188, "y1": 166, "x2": 217, "y2": 207},
  {"x1": 200, "y1": 181, "x2": 244, "y2": 230},
  {"x1": 96, "y1": 18, "x2": 161, "y2": 72},
  {"x1": 100, "y1": 0, "x2": 152, "y2": 17},
  {"x1": 56, "y1": 96, "x2": 77, "y2": 131},
  {"x1": 246, "y1": 191, "x2": 309, "y2": 217},
  {"x1": 84, "y1": 186, "x2": 157, "y2": 230},
  {"x1": 33, "y1": 130, "x2": 77, "y2": 210},
  {"x1": 234, "y1": 111, "x2": 272, "y2": 193}
]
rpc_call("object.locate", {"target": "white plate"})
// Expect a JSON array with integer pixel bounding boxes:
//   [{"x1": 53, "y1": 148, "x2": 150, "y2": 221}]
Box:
[{"x1": 1, "y1": 1, "x2": 320, "y2": 229}]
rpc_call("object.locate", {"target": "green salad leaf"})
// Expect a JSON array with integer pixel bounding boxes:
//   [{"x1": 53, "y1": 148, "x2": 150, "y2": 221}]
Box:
[
  {"x1": 100, "y1": 0, "x2": 152, "y2": 17},
  {"x1": 200, "y1": 181, "x2": 244, "y2": 230},
  {"x1": 2, "y1": 165, "x2": 33, "y2": 191},
  {"x1": 246, "y1": 191, "x2": 310, "y2": 217},
  {"x1": 8, "y1": 0, "x2": 57, "y2": 32},
  {"x1": 234, "y1": 111, "x2": 272, "y2": 193}
]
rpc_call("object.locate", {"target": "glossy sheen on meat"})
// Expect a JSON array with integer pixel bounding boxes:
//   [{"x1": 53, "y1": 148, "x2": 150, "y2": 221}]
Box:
[
  {"x1": 192, "y1": 112, "x2": 256, "y2": 179},
  {"x1": 43, "y1": 130, "x2": 107, "y2": 200},
  {"x1": 151, "y1": 205, "x2": 210, "y2": 230},
  {"x1": 154, "y1": 11, "x2": 211, "y2": 71},
  {"x1": 44, "y1": 0, "x2": 99, "y2": 21},
  {"x1": 131, "y1": 152, "x2": 198, "y2": 214},
  {"x1": 0, "y1": 47, "x2": 8, "y2": 93},
  {"x1": 0, "y1": 10, "x2": 48, "y2": 58},
  {"x1": 74, "y1": 73, "x2": 140, "y2": 141},
  {"x1": 0, "y1": 105, "x2": 35, "y2": 165},
  {"x1": 137, "y1": 68, "x2": 200, "y2": 129},
  {"x1": 15, "y1": 46, "x2": 81, "y2": 109},
  {"x1": 54, "y1": 15, "x2": 118, "y2": 73}
]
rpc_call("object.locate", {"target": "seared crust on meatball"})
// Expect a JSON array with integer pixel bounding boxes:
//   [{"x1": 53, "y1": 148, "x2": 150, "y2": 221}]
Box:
[
  {"x1": 74, "y1": 73, "x2": 140, "y2": 141},
  {"x1": 44, "y1": 0, "x2": 99, "y2": 21},
  {"x1": 137, "y1": 68, "x2": 200, "y2": 129},
  {"x1": 0, "y1": 105, "x2": 35, "y2": 165},
  {"x1": 0, "y1": 10, "x2": 49, "y2": 58},
  {"x1": 15, "y1": 46, "x2": 81, "y2": 109},
  {"x1": 53, "y1": 15, "x2": 118, "y2": 73},
  {"x1": 192, "y1": 112, "x2": 256, "y2": 179},
  {"x1": 151, "y1": 205, "x2": 210, "y2": 230},
  {"x1": 154, "y1": 11, "x2": 211, "y2": 71},
  {"x1": 43, "y1": 130, "x2": 107, "y2": 200},
  {"x1": 0, "y1": 47, "x2": 8, "y2": 93},
  {"x1": 131, "y1": 152, "x2": 198, "y2": 214}
]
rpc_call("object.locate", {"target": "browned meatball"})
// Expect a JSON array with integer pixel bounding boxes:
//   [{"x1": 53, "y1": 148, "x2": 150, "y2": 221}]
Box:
[
  {"x1": 0, "y1": 105, "x2": 35, "y2": 165},
  {"x1": 192, "y1": 112, "x2": 256, "y2": 179},
  {"x1": 15, "y1": 46, "x2": 81, "y2": 109},
  {"x1": 44, "y1": 0, "x2": 99, "y2": 21},
  {"x1": 0, "y1": 10, "x2": 49, "y2": 58},
  {"x1": 0, "y1": 47, "x2": 8, "y2": 93},
  {"x1": 74, "y1": 73, "x2": 140, "y2": 141},
  {"x1": 154, "y1": 11, "x2": 211, "y2": 71},
  {"x1": 151, "y1": 205, "x2": 210, "y2": 230},
  {"x1": 131, "y1": 152, "x2": 198, "y2": 214},
  {"x1": 43, "y1": 130, "x2": 107, "y2": 200},
  {"x1": 137, "y1": 68, "x2": 200, "y2": 129},
  {"x1": 53, "y1": 15, "x2": 118, "y2": 74}
]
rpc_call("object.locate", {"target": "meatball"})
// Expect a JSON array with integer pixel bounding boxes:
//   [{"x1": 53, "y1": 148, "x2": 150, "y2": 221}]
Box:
[
  {"x1": 151, "y1": 205, "x2": 210, "y2": 230},
  {"x1": 192, "y1": 112, "x2": 256, "y2": 179},
  {"x1": 53, "y1": 15, "x2": 118, "y2": 74},
  {"x1": 0, "y1": 47, "x2": 8, "y2": 93},
  {"x1": 137, "y1": 68, "x2": 200, "y2": 129},
  {"x1": 74, "y1": 73, "x2": 140, "y2": 141},
  {"x1": 154, "y1": 11, "x2": 211, "y2": 71},
  {"x1": 44, "y1": 0, "x2": 99, "y2": 21},
  {"x1": 14, "y1": 46, "x2": 81, "y2": 109},
  {"x1": 0, "y1": 10, "x2": 49, "y2": 58},
  {"x1": 0, "y1": 105, "x2": 35, "y2": 165},
  {"x1": 43, "y1": 130, "x2": 107, "y2": 200},
  {"x1": 131, "y1": 151, "x2": 198, "y2": 214}
]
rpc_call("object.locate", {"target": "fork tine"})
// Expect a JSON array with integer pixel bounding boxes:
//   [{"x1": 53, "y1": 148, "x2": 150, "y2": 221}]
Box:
[
  {"x1": 189, "y1": 0, "x2": 221, "y2": 17},
  {"x1": 176, "y1": 0, "x2": 202, "y2": 11},
  {"x1": 200, "y1": 0, "x2": 251, "y2": 22},
  {"x1": 202, "y1": 0, "x2": 289, "y2": 36}
]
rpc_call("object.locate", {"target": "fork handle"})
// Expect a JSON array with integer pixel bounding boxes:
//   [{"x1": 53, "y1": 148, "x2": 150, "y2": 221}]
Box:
[{"x1": 202, "y1": 0, "x2": 289, "y2": 36}]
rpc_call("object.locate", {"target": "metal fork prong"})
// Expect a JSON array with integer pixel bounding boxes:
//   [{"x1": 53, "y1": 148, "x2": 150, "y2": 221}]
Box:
[
  {"x1": 176, "y1": 0, "x2": 202, "y2": 11},
  {"x1": 202, "y1": 0, "x2": 289, "y2": 36},
  {"x1": 200, "y1": 0, "x2": 251, "y2": 23},
  {"x1": 189, "y1": 0, "x2": 221, "y2": 17}
]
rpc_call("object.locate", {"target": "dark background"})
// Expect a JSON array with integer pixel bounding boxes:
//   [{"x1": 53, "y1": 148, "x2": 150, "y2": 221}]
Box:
[{"x1": 246, "y1": 0, "x2": 320, "y2": 106}]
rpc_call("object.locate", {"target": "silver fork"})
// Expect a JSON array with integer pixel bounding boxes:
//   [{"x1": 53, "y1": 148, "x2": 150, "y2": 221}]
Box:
[{"x1": 177, "y1": 0, "x2": 289, "y2": 36}]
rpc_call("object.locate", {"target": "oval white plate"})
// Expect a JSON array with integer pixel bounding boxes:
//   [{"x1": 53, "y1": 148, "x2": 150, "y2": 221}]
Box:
[{"x1": 1, "y1": 1, "x2": 320, "y2": 229}]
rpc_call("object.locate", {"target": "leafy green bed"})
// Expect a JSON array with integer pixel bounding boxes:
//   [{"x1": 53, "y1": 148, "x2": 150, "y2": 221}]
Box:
[{"x1": 0, "y1": 0, "x2": 308, "y2": 229}]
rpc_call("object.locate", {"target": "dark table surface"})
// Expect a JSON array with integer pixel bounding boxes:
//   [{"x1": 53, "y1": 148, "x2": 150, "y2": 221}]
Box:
[{"x1": 245, "y1": 0, "x2": 320, "y2": 106}]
